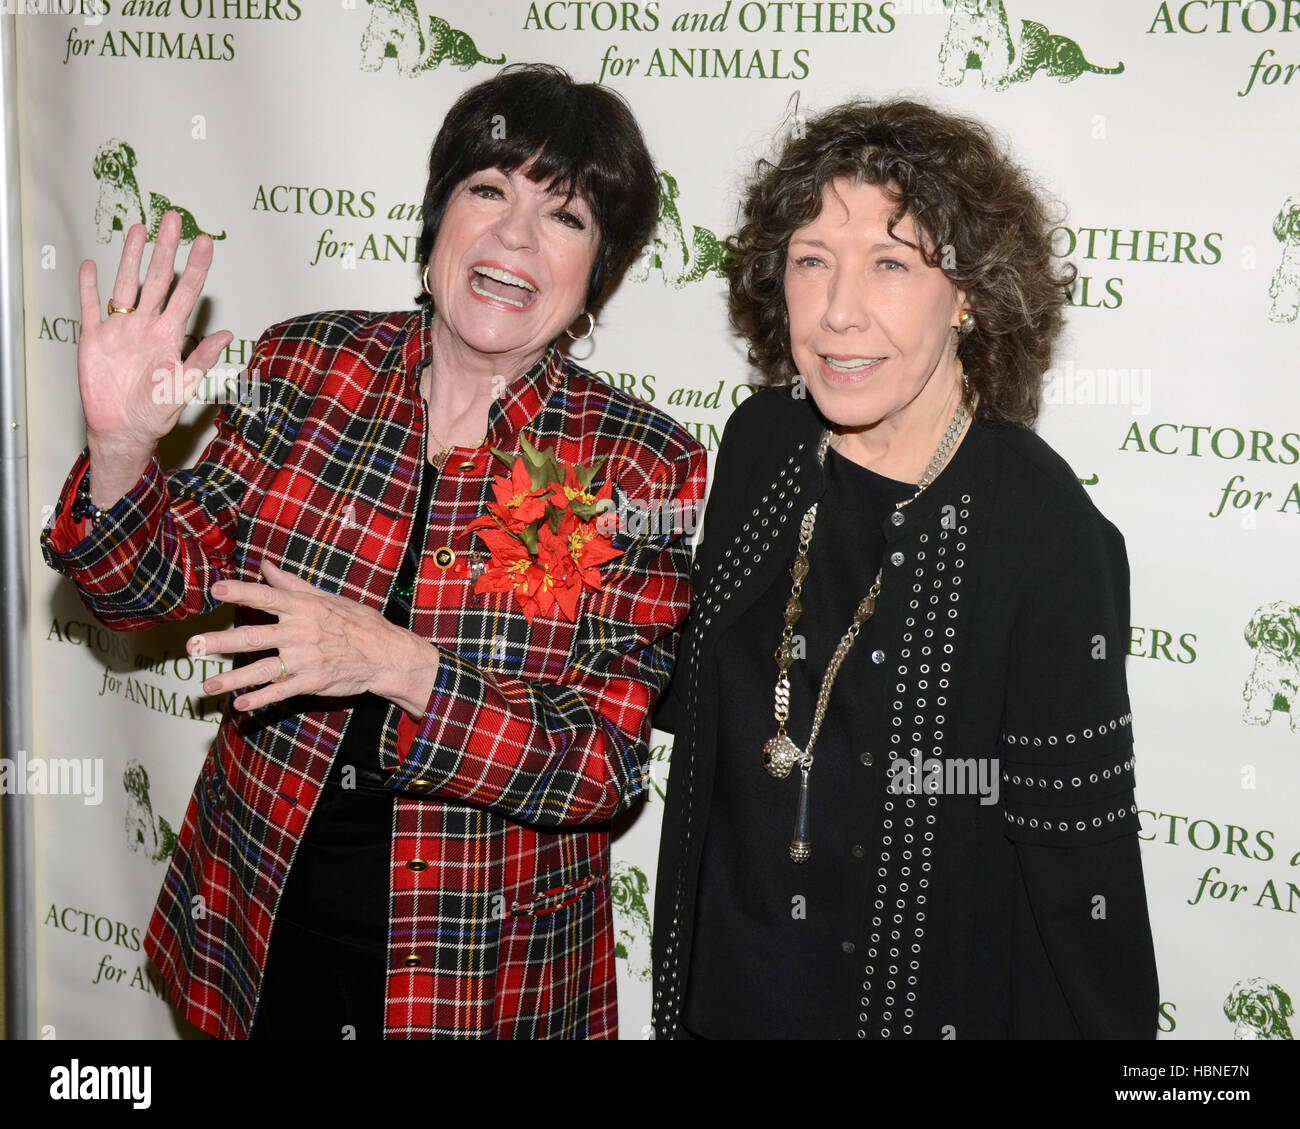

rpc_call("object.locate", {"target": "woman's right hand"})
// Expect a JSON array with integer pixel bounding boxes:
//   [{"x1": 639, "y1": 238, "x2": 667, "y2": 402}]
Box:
[{"x1": 78, "y1": 210, "x2": 232, "y2": 504}]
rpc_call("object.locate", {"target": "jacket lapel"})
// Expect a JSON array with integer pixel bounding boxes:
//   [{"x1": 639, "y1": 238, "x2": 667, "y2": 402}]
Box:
[{"x1": 699, "y1": 411, "x2": 828, "y2": 646}]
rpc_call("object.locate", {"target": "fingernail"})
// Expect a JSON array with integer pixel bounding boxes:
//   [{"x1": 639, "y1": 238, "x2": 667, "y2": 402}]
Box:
[
  {"x1": 211, "y1": 584, "x2": 226, "y2": 599},
  {"x1": 203, "y1": 680, "x2": 218, "y2": 693}
]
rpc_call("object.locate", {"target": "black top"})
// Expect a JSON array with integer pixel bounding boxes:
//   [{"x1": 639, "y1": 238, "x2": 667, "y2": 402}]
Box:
[
  {"x1": 274, "y1": 460, "x2": 438, "y2": 955},
  {"x1": 653, "y1": 389, "x2": 1160, "y2": 1040},
  {"x1": 686, "y1": 448, "x2": 912, "y2": 1037}
]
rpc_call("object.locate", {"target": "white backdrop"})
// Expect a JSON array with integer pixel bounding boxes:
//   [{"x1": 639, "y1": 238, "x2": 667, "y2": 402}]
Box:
[{"x1": 16, "y1": 0, "x2": 1300, "y2": 1040}]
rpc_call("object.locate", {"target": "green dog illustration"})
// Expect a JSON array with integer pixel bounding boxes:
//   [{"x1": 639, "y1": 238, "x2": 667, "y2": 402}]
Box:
[
  {"x1": 630, "y1": 171, "x2": 728, "y2": 289},
  {"x1": 1243, "y1": 601, "x2": 1300, "y2": 732},
  {"x1": 360, "y1": 1, "x2": 506, "y2": 76},
  {"x1": 939, "y1": 0, "x2": 1124, "y2": 91},
  {"x1": 1224, "y1": 978, "x2": 1294, "y2": 1039},
  {"x1": 612, "y1": 860, "x2": 653, "y2": 982},
  {"x1": 1269, "y1": 196, "x2": 1300, "y2": 324},
  {"x1": 93, "y1": 138, "x2": 227, "y2": 244},
  {"x1": 123, "y1": 758, "x2": 177, "y2": 865}
]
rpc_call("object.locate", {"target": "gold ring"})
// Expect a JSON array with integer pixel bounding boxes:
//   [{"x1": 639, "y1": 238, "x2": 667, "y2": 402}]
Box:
[
  {"x1": 106, "y1": 299, "x2": 136, "y2": 315},
  {"x1": 274, "y1": 656, "x2": 292, "y2": 683}
]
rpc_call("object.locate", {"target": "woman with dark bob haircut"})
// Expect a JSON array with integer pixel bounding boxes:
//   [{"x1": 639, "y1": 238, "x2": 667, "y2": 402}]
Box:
[
  {"x1": 653, "y1": 98, "x2": 1159, "y2": 1039},
  {"x1": 44, "y1": 63, "x2": 704, "y2": 1040}
]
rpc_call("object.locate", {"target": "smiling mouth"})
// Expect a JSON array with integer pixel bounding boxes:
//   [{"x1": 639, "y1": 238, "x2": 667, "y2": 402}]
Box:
[
  {"x1": 822, "y1": 355, "x2": 885, "y2": 374},
  {"x1": 470, "y1": 265, "x2": 539, "y2": 309}
]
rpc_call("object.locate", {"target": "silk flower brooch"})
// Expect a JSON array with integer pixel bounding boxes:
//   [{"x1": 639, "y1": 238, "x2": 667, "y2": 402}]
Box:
[{"x1": 460, "y1": 437, "x2": 623, "y2": 624}]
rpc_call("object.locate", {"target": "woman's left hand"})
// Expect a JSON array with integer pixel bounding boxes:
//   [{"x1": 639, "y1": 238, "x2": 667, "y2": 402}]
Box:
[{"x1": 189, "y1": 560, "x2": 440, "y2": 716}]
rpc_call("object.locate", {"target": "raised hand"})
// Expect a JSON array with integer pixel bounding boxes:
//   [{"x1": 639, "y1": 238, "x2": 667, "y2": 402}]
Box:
[{"x1": 77, "y1": 210, "x2": 232, "y2": 505}]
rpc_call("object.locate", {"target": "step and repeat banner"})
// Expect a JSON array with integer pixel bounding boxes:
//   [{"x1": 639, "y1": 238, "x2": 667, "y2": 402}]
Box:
[{"x1": 15, "y1": 0, "x2": 1299, "y2": 1040}]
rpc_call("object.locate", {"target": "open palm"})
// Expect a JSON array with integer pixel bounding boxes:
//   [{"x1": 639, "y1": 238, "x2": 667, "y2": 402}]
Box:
[{"x1": 78, "y1": 210, "x2": 232, "y2": 451}]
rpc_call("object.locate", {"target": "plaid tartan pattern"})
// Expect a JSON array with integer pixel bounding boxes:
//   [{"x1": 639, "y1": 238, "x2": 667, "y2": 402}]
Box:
[{"x1": 43, "y1": 304, "x2": 705, "y2": 1039}]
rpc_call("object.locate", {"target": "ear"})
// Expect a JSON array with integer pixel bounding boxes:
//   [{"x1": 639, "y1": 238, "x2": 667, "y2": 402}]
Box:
[
  {"x1": 1275, "y1": 985, "x2": 1295, "y2": 1018},
  {"x1": 123, "y1": 142, "x2": 137, "y2": 169}
]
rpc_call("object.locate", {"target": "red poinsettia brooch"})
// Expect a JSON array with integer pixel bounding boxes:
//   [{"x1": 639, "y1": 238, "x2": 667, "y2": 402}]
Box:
[{"x1": 462, "y1": 437, "x2": 623, "y2": 623}]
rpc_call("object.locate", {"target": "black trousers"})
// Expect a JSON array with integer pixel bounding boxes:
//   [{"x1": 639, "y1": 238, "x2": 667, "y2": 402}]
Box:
[
  {"x1": 249, "y1": 761, "x2": 393, "y2": 1041},
  {"x1": 250, "y1": 917, "x2": 387, "y2": 1040}
]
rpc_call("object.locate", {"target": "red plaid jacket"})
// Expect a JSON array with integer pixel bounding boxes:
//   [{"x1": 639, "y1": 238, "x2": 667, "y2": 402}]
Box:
[{"x1": 42, "y1": 305, "x2": 705, "y2": 1039}]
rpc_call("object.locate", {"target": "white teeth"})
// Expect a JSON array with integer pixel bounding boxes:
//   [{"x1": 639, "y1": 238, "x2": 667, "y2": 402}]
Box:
[
  {"x1": 473, "y1": 265, "x2": 537, "y2": 291},
  {"x1": 470, "y1": 276, "x2": 528, "y2": 307},
  {"x1": 825, "y1": 357, "x2": 883, "y2": 371}
]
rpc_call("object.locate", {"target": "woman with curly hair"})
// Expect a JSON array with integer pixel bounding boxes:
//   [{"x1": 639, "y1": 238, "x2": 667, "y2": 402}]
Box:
[{"x1": 652, "y1": 99, "x2": 1159, "y2": 1039}]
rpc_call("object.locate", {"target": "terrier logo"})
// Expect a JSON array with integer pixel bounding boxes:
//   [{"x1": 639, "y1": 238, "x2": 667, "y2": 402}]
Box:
[
  {"x1": 123, "y1": 758, "x2": 176, "y2": 865},
  {"x1": 629, "y1": 171, "x2": 728, "y2": 289},
  {"x1": 1268, "y1": 196, "x2": 1300, "y2": 324},
  {"x1": 611, "y1": 860, "x2": 653, "y2": 982},
  {"x1": 938, "y1": 0, "x2": 1124, "y2": 91},
  {"x1": 360, "y1": 1, "x2": 506, "y2": 76},
  {"x1": 1243, "y1": 601, "x2": 1300, "y2": 733},
  {"x1": 1224, "y1": 978, "x2": 1294, "y2": 1039},
  {"x1": 93, "y1": 139, "x2": 227, "y2": 245}
]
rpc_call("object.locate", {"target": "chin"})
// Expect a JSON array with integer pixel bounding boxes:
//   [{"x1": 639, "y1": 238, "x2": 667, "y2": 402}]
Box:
[
  {"x1": 450, "y1": 316, "x2": 550, "y2": 361},
  {"x1": 801, "y1": 377, "x2": 887, "y2": 432}
]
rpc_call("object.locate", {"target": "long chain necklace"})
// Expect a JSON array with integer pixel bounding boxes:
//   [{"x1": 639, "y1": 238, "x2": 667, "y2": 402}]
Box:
[{"x1": 761, "y1": 397, "x2": 971, "y2": 863}]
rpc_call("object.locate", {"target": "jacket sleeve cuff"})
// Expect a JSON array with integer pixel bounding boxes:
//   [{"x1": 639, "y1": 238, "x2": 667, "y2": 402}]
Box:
[
  {"x1": 390, "y1": 649, "x2": 493, "y2": 785},
  {"x1": 390, "y1": 644, "x2": 628, "y2": 821},
  {"x1": 40, "y1": 449, "x2": 167, "y2": 584}
]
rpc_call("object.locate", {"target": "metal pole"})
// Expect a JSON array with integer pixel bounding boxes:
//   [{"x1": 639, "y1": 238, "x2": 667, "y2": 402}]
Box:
[{"x1": 0, "y1": 10, "x2": 35, "y2": 1042}]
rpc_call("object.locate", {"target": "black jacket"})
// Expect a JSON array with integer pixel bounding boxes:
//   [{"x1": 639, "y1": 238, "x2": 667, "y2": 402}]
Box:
[{"x1": 652, "y1": 387, "x2": 1159, "y2": 1039}]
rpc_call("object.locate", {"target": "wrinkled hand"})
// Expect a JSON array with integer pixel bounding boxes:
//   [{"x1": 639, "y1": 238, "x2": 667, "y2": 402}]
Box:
[
  {"x1": 189, "y1": 560, "x2": 440, "y2": 717},
  {"x1": 78, "y1": 210, "x2": 232, "y2": 453}
]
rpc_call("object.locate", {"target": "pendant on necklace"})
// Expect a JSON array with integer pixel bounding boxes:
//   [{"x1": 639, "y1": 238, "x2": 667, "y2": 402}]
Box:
[
  {"x1": 789, "y1": 767, "x2": 812, "y2": 864},
  {"x1": 762, "y1": 734, "x2": 802, "y2": 779}
]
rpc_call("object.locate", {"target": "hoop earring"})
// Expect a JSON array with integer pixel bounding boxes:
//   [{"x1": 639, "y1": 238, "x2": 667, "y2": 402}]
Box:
[
  {"x1": 565, "y1": 311, "x2": 595, "y2": 341},
  {"x1": 421, "y1": 263, "x2": 433, "y2": 297}
]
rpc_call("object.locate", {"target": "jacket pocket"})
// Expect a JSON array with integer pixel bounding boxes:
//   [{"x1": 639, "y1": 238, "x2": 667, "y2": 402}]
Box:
[{"x1": 509, "y1": 871, "x2": 608, "y2": 918}]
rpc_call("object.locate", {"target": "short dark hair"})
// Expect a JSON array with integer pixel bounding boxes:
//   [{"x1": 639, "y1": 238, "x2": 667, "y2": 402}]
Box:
[
  {"x1": 415, "y1": 63, "x2": 658, "y2": 310},
  {"x1": 727, "y1": 99, "x2": 1077, "y2": 427}
]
